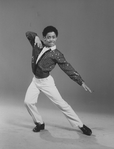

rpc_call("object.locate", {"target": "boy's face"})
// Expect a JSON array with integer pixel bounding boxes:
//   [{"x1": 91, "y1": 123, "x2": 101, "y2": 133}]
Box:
[{"x1": 43, "y1": 32, "x2": 57, "y2": 47}]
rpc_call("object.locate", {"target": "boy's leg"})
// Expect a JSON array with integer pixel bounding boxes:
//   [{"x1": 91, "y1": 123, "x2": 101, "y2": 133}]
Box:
[
  {"x1": 24, "y1": 78, "x2": 44, "y2": 125},
  {"x1": 39, "y1": 75, "x2": 83, "y2": 128}
]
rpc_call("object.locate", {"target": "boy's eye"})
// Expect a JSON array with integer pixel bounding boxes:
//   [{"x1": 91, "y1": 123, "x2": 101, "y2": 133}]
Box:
[
  {"x1": 47, "y1": 36, "x2": 51, "y2": 39},
  {"x1": 47, "y1": 36, "x2": 55, "y2": 39}
]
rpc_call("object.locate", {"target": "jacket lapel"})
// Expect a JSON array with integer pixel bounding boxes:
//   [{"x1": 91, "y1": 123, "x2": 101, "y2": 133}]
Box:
[{"x1": 36, "y1": 46, "x2": 50, "y2": 64}]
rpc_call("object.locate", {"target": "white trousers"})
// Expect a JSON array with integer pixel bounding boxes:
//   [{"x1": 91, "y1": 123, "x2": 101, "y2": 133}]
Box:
[{"x1": 24, "y1": 75, "x2": 83, "y2": 128}]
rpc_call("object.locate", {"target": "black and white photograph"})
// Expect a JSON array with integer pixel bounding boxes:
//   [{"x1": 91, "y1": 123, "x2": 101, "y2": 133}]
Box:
[{"x1": 0, "y1": 0, "x2": 114, "y2": 149}]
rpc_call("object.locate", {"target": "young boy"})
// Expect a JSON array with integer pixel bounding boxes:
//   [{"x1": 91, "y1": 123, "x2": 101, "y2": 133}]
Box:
[{"x1": 24, "y1": 26, "x2": 92, "y2": 136}]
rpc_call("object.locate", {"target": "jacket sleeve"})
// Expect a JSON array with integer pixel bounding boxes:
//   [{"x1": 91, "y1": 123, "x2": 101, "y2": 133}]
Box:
[
  {"x1": 25, "y1": 31, "x2": 38, "y2": 47},
  {"x1": 54, "y1": 50, "x2": 84, "y2": 86}
]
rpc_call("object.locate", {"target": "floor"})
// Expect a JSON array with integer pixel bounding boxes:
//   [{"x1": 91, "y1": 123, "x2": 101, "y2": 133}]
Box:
[{"x1": 0, "y1": 97, "x2": 114, "y2": 149}]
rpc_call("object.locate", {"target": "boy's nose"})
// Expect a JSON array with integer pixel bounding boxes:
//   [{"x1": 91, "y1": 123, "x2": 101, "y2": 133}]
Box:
[{"x1": 49, "y1": 39, "x2": 54, "y2": 42}]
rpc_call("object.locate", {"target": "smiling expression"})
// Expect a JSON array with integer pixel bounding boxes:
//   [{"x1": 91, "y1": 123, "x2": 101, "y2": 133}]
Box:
[{"x1": 43, "y1": 32, "x2": 57, "y2": 47}]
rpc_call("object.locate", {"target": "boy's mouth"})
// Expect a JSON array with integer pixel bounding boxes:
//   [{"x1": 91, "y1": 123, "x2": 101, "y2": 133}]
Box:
[{"x1": 48, "y1": 42, "x2": 55, "y2": 45}]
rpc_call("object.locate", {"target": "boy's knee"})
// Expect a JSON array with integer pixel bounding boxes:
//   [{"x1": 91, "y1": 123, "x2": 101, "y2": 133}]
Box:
[
  {"x1": 24, "y1": 100, "x2": 36, "y2": 106},
  {"x1": 24, "y1": 100, "x2": 30, "y2": 106}
]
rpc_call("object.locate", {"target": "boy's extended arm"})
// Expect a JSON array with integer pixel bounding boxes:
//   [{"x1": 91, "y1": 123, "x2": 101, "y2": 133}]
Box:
[
  {"x1": 54, "y1": 50, "x2": 92, "y2": 92},
  {"x1": 54, "y1": 50, "x2": 84, "y2": 85}
]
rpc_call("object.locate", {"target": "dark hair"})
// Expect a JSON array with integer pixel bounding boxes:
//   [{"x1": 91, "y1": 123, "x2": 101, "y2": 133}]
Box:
[{"x1": 42, "y1": 26, "x2": 58, "y2": 37}]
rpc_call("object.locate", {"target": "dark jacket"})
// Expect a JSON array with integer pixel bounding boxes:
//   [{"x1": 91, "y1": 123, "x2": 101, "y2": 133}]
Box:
[{"x1": 26, "y1": 31, "x2": 84, "y2": 85}]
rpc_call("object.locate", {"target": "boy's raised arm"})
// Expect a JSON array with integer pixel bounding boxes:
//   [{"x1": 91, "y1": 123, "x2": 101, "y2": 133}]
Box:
[
  {"x1": 25, "y1": 31, "x2": 38, "y2": 47},
  {"x1": 26, "y1": 31, "x2": 43, "y2": 48}
]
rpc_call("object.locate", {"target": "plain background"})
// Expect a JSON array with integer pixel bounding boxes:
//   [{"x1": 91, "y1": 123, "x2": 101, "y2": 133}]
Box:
[{"x1": 0, "y1": 0, "x2": 114, "y2": 114}]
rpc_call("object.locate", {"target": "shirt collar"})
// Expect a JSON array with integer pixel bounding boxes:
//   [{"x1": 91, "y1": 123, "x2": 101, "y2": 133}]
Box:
[
  {"x1": 44, "y1": 45, "x2": 56, "y2": 51},
  {"x1": 50, "y1": 45, "x2": 56, "y2": 51}
]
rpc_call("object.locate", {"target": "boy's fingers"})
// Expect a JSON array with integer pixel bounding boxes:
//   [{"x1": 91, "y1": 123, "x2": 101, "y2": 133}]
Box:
[
  {"x1": 84, "y1": 85, "x2": 92, "y2": 93},
  {"x1": 87, "y1": 87, "x2": 92, "y2": 93},
  {"x1": 34, "y1": 42, "x2": 42, "y2": 48}
]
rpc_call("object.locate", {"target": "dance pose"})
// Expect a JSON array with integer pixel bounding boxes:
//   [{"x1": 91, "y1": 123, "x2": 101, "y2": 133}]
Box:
[{"x1": 24, "y1": 26, "x2": 92, "y2": 136}]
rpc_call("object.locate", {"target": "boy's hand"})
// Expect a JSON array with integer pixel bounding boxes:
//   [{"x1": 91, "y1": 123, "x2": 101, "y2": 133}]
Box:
[
  {"x1": 82, "y1": 82, "x2": 92, "y2": 93},
  {"x1": 34, "y1": 36, "x2": 43, "y2": 48}
]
